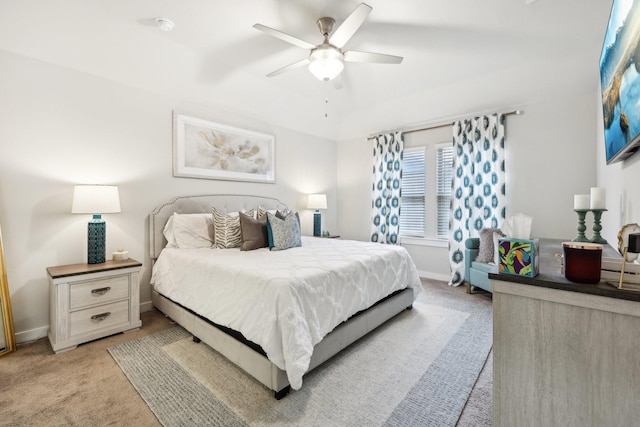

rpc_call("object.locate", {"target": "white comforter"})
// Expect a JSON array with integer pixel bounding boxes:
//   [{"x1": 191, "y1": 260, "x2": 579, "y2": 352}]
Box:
[{"x1": 150, "y1": 236, "x2": 421, "y2": 390}]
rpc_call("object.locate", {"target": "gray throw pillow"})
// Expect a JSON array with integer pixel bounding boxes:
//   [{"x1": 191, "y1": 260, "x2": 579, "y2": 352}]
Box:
[
  {"x1": 239, "y1": 212, "x2": 268, "y2": 251},
  {"x1": 493, "y1": 230, "x2": 506, "y2": 265},
  {"x1": 476, "y1": 227, "x2": 502, "y2": 263}
]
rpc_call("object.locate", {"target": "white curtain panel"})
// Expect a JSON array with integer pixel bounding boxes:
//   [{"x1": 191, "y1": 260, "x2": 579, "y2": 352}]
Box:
[
  {"x1": 370, "y1": 132, "x2": 403, "y2": 244},
  {"x1": 448, "y1": 114, "x2": 506, "y2": 286}
]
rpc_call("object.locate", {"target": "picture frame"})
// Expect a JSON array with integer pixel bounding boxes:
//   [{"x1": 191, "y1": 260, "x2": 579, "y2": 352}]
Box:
[
  {"x1": 173, "y1": 112, "x2": 275, "y2": 183},
  {"x1": 0, "y1": 225, "x2": 16, "y2": 357},
  {"x1": 600, "y1": 0, "x2": 640, "y2": 164}
]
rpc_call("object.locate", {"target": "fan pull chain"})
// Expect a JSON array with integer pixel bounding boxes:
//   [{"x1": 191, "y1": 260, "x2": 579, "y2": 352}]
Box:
[{"x1": 324, "y1": 82, "x2": 329, "y2": 118}]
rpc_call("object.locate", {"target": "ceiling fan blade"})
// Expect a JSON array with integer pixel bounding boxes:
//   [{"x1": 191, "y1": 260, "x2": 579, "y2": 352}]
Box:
[
  {"x1": 266, "y1": 58, "x2": 310, "y2": 78},
  {"x1": 253, "y1": 23, "x2": 315, "y2": 50},
  {"x1": 344, "y1": 50, "x2": 403, "y2": 64},
  {"x1": 329, "y1": 3, "x2": 372, "y2": 48}
]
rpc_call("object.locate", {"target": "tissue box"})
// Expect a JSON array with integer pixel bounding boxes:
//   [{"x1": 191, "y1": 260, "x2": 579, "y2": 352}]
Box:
[{"x1": 498, "y1": 238, "x2": 539, "y2": 277}]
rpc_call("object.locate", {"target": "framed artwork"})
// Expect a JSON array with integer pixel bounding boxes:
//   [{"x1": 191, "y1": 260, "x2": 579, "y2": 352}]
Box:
[
  {"x1": 600, "y1": 0, "x2": 640, "y2": 164},
  {"x1": 173, "y1": 112, "x2": 275, "y2": 183}
]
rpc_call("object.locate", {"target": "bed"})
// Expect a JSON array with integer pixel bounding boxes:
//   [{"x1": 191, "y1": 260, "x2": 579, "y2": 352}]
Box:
[{"x1": 149, "y1": 194, "x2": 421, "y2": 399}]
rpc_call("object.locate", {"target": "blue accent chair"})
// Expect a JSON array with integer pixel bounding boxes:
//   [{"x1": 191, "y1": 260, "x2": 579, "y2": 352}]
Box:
[{"x1": 464, "y1": 238, "x2": 496, "y2": 294}]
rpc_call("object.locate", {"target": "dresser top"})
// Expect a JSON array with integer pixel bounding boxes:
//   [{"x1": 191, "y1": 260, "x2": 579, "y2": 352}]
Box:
[
  {"x1": 489, "y1": 239, "x2": 640, "y2": 303},
  {"x1": 47, "y1": 259, "x2": 142, "y2": 279}
]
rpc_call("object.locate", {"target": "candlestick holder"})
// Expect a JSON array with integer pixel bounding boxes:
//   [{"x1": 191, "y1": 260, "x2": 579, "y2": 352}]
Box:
[
  {"x1": 572, "y1": 209, "x2": 608, "y2": 243},
  {"x1": 590, "y1": 209, "x2": 607, "y2": 244},
  {"x1": 572, "y1": 209, "x2": 590, "y2": 242}
]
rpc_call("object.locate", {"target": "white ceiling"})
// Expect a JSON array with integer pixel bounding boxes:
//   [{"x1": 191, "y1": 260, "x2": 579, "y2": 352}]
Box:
[{"x1": 0, "y1": 0, "x2": 613, "y2": 140}]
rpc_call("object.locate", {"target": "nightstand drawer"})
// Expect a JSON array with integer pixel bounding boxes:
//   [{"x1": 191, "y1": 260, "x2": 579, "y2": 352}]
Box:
[
  {"x1": 69, "y1": 275, "x2": 130, "y2": 309},
  {"x1": 69, "y1": 300, "x2": 130, "y2": 337}
]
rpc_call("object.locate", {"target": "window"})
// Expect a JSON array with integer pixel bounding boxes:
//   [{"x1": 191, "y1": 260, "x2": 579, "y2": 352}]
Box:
[
  {"x1": 400, "y1": 147, "x2": 425, "y2": 237},
  {"x1": 399, "y1": 142, "x2": 453, "y2": 241},
  {"x1": 435, "y1": 143, "x2": 454, "y2": 238}
]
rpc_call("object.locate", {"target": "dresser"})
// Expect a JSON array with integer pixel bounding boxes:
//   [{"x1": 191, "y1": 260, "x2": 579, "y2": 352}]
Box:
[
  {"x1": 47, "y1": 259, "x2": 142, "y2": 353},
  {"x1": 490, "y1": 239, "x2": 640, "y2": 426}
]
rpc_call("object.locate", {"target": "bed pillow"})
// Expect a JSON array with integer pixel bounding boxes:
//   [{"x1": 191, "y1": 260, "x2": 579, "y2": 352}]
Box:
[
  {"x1": 268, "y1": 211, "x2": 300, "y2": 247},
  {"x1": 276, "y1": 210, "x2": 300, "y2": 227},
  {"x1": 257, "y1": 205, "x2": 278, "y2": 220},
  {"x1": 164, "y1": 213, "x2": 213, "y2": 249},
  {"x1": 475, "y1": 227, "x2": 502, "y2": 264},
  {"x1": 212, "y1": 207, "x2": 255, "y2": 249},
  {"x1": 266, "y1": 211, "x2": 301, "y2": 251},
  {"x1": 257, "y1": 206, "x2": 296, "y2": 223},
  {"x1": 173, "y1": 213, "x2": 215, "y2": 249},
  {"x1": 163, "y1": 215, "x2": 178, "y2": 248},
  {"x1": 239, "y1": 212, "x2": 268, "y2": 251}
]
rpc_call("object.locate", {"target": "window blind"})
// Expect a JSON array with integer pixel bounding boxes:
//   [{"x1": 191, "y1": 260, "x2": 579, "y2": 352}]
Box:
[
  {"x1": 436, "y1": 144, "x2": 453, "y2": 238},
  {"x1": 400, "y1": 148, "x2": 425, "y2": 237}
]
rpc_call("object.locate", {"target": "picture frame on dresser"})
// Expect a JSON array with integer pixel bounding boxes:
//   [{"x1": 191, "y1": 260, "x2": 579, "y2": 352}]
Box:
[{"x1": 172, "y1": 112, "x2": 276, "y2": 183}]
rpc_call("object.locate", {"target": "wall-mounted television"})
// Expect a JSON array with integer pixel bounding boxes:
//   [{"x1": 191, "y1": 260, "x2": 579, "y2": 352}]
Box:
[{"x1": 600, "y1": 0, "x2": 640, "y2": 164}]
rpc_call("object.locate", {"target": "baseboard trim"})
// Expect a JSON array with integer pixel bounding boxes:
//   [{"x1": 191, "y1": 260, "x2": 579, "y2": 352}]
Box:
[
  {"x1": 16, "y1": 325, "x2": 49, "y2": 345},
  {"x1": 140, "y1": 300, "x2": 154, "y2": 313},
  {"x1": 418, "y1": 270, "x2": 452, "y2": 283}
]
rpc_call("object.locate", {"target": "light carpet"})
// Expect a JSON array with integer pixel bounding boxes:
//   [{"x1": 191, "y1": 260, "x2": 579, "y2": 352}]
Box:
[{"x1": 108, "y1": 291, "x2": 492, "y2": 426}]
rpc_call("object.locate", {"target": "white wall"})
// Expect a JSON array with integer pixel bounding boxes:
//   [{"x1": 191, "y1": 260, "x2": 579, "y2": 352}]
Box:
[
  {"x1": 596, "y1": 91, "x2": 640, "y2": 245},
  {"x1": 0, "y1": 51, "x2": 337, "y2": 342},
  {"x1": 337, "y1": 91, "x2": 599, "y2": 280}
]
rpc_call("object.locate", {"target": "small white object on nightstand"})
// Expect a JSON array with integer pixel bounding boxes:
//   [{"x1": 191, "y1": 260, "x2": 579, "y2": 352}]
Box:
[{"x1": 112, "y1": 249, "x2": 129, "y2": 261}]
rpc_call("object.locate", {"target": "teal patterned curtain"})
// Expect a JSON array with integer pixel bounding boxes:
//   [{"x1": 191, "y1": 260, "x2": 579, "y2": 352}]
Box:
[
  {"x1": 448, "y1": 114, "x2": 506, "y2": 286},
  {"x1": 371, "y1": 132, "x2": 403, "y2": 244}
]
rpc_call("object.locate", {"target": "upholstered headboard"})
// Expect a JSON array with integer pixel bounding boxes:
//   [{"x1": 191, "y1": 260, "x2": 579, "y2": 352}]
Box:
[{"x1": 149, "y1": 194, "x2": 287, "y2": 259}]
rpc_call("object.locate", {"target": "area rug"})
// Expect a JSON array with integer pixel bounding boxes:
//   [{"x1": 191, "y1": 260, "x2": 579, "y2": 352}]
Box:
[{"x1": 108, "y1": 289, "x2": 492, "y2": 426}]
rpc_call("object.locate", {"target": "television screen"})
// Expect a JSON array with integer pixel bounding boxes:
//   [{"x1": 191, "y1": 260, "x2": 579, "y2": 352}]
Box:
[{"x1": 600, "y1": 0, "x2": 640, "y2": 164}]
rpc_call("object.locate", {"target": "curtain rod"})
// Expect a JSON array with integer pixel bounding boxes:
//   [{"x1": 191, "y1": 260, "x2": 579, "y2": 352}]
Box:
[{"x1": 367, "y1": 110, "x2": 524, "y2": 140}]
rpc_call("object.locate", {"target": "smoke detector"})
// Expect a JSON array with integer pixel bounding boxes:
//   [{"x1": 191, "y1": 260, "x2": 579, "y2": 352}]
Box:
[{"x1": 155, "y1": 18, "x2": 174, "y2": 32}]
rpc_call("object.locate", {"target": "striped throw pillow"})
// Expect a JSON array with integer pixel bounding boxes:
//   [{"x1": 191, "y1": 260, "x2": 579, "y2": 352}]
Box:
[{"x1": 212, "y1": 207, "x2": 255, "y2": 249}]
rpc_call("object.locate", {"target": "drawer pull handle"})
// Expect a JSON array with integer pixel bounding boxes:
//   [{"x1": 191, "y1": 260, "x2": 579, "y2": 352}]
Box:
[
  {"x1": 91, "y1": 287, "x2": 111, "y2": 296},
  {"x1": 91, "y1": 312, "x2": 111, "y2": 322}
]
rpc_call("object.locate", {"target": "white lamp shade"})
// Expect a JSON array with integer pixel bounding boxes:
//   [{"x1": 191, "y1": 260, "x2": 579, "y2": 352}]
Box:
[
  {"x1": 307, "y1": 194, "x2": 327, "y2": 210},
  {"x1": 72, "y1": 185, "x2": 121, "y2": 214}
]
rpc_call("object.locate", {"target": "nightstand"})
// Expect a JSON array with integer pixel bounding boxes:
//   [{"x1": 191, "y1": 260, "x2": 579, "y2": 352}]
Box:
[{"x1": 47, "y1": 259, "x2": 142, "y2": 353}]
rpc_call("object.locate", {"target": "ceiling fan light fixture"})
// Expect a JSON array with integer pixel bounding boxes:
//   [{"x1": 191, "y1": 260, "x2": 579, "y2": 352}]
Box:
[{"x1": 308, "y1": 47, "x2": 344, "y2": 81}]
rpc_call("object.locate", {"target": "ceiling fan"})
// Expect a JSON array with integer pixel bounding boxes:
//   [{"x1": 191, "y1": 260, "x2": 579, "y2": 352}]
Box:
[{"x1": 253, "y1": 3, "x2": 403, "y2": 82}]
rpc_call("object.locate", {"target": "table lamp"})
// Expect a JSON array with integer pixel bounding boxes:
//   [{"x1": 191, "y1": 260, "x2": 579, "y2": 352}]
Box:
[
  {"x1": 72, "y1": 185, "x2": 121, "y2": 264},
  {"x1": 307, "y1": 194, "x2": 327, "y2": 237},
  {"x1": 618, "y1": 232, "x2": 640, "y2": 291}
]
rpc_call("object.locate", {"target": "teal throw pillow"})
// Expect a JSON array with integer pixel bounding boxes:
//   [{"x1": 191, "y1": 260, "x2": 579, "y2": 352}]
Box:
[{"x1": 266, "y1": 211, "x2": 301, "y2": 251}]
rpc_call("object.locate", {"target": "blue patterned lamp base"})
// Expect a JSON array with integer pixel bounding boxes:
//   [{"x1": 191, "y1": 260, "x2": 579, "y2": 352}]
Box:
[
  {"x1": 87, "y1": 214, "x2": 106, "y2": 264},
  {"x1": 313, "y1": 211, "x2": 321, "y2": 237}
]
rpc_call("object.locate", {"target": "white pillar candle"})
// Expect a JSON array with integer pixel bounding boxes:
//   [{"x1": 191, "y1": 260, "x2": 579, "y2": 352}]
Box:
[
  {"x1": 590, "y1": 187, "x2": 606, "y2": 209},
  {"x1": 574, "y1": 194, "x2": 590, "y2": 210},
  {"x1": 112, "y1": 250, "x2": 129, "y2": 261}
]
